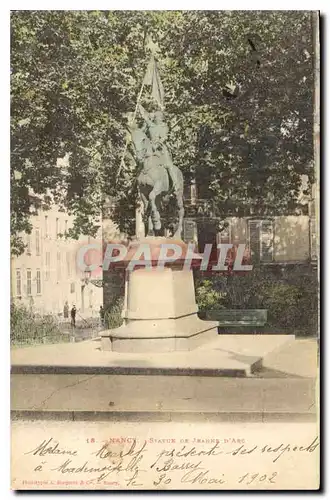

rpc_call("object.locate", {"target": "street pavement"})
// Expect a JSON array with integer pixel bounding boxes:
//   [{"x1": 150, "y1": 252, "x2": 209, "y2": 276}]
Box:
[{"x1": 10, "y1": 337, "x2": 318, "y2": 420}]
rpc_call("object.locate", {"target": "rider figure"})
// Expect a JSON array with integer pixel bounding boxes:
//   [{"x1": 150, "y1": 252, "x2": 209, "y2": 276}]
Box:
[
  {"x1": 129, "y1": 117, "x2": 152, "y2": 166},
  {"x1": 138, "y1": 105, "x2": 179, "y2": 191}
]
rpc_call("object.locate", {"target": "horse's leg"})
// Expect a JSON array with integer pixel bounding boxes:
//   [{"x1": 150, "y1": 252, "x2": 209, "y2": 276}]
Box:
[
  {"x1": 165, "y1": 165, "x2": 184, "y2": 239},
  {"x1": 147, "y1": 214, "x2": 153, "y2": 235},
  {"x1": 174, "y1": 189, "x2": 184, "y2": 239},
  {"x1": 149, "y1": 181, "x2": 163, "y2": 234},
  {"x1": 140, "y1": 189, "x2": 152, "y2": 236}
]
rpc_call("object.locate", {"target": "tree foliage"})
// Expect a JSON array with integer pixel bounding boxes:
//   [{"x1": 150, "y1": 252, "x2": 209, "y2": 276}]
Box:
[{"x1": 11, "y1": 10, "x2": 314, "y2": 254}]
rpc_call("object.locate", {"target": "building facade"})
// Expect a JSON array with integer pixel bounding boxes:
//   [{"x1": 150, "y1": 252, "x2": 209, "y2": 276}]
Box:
[
  {"x1": 11, "y1": 205, "x2": 103, "y2": 318},
  {"x1": 183, "y1": 180, "x2": 317, "y2": 266},
  {"x1": 183, "y1": 214, "x2": 316, "y2": 265}
]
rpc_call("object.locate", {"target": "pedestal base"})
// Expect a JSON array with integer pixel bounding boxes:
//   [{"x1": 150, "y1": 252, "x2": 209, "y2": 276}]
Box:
[
  {"x1": 101, "y1": 315, "x2": 218, "y2": 353},
  {"x1": 101, "y1": 237, "x2": 217, "y2": 352}
]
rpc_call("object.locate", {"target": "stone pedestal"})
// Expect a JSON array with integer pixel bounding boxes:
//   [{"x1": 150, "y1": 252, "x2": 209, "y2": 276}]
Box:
[{"x1": 101, "y1": 238, "x2": 218, "y2": 353}]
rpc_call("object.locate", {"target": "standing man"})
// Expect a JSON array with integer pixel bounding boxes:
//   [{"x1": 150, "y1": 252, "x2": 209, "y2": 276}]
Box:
[
  {"x1": 99, "y1": 305, "x2": 105, "y2": 327},
  {"x1": 63, "y1": 301, "x2": 69, "y2": 319},
  {"x1": 70, "y1": 305, "x2": 77, "y2": 328}
]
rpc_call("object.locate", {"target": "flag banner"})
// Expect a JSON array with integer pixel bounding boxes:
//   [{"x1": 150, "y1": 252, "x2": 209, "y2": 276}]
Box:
[
  {"x1": 143, "y1": 55, "x2": 155, "y2": 86},
  {"x1": 143, "y1": 55, "x2": 164, "y2": 109}
]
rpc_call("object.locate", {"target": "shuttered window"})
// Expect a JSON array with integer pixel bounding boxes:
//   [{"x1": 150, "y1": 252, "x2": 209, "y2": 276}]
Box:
[
  {"x1": 248, "y1": 220, "x2": 261, "y2": 263},
  {"x1": 183, "y1": 219, "x2": 196, "y2": 242},
  {"x1": 260, "y1": 221, "x2": 274, "y2": 262},
  {"x1": 16, "y1": 269, "x2": 22, "y2": 296},
  {"x1": 248, "y1": 220, "x2": 274, "y2": 263},
  {"x1": 35, "y1": 228, "x2": 40, "y2": 256},
  {"x1": 27, "y1": 269, "x2": 32, "y2": 296},
  {"x1": 66, "y1": 252, "x2": 71, "y2": 277},
  {"x1": 26, "y1": 235, "x2": 31, "y2": 254},
  {"x1": 217, "y1": 222, "x2": 231, "y2": 244},
  {"x1": 44, "y1": 215, "x2": 48, "y2": 238},
  {"x1": 36, "y1": 269, "x2": 42, "y2": 294}
]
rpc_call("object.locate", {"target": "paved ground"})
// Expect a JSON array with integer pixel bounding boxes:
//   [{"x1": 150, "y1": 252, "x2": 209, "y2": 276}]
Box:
[
  {"x1": 11, "y1": 336, "x2": 318, "y2": 419},
  {"x1": 10, "y1": 335, "x2": 300, "y2": 376},
  {"x1": 11, "y1": 371, "x2": 316, "y2": 416},
  {"x1": 262, "y1": 337, "x2": 318, "y2": 378}
]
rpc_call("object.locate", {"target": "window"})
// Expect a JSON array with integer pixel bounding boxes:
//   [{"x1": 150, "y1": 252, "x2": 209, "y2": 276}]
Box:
[
  {"x1": 65, "y1": 220, "x2": 68, "y2": 234},
  {"x1": 217, "y1": 221, "x2": 231, "y2": 244},
  {"x1": 27, "y1": 269, "x2": 32, "y2": 296},
  {"x1": 45, "y1": 252, "x2": 50, "y2": 280},
  {"x1": 70, "y1": 282, "x2": 75, "y2": 294},
  {"x1": 66, "y1": 252, "x2": 71, "y2": 277},
  {"x1": 35, "y1": 228, "x2": 40, "y2": 255},
  {"x1": 56, "y1": 218, "x2": 59, "y2": 238},
  {"x1": 57, "y1": 252, "x2": 61, "y2": 281},
  {"x1": 184, "y1": 181, "x2": 197, "y2": 205},
  {"x1": 190, "y1": 182, "x2": 197, "y2": 205},
  {"x1": 36, "y1": 269, "x2": 41, "y2": 294},
  {"x1": 183, "y1": 219, "x2": 196, "y2": 242},
  {"x1": 45, "y1": 216, "x2": 48, "y2": 238},
  {"x1": 16, "y1": 269, "x2": 21, "y2": 296},
  {"x1": 248, "y1": 220, "x2": 274, "y2": 263},
  {"x1": 26, "y1": 234, "x2": 31, "y2": 254}
]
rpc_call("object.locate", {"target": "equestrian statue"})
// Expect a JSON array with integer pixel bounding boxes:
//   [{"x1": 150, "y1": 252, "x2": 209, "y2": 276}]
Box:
[{"x1": 129, "y1": 103, "x2": 184, "y2": 239}]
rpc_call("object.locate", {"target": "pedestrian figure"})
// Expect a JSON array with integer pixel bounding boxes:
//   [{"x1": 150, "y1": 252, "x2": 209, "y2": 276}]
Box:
[
  {"x1": 71, "y1": 305, "x2": 77, "y2": 328},
  {"x1": 99, "y1": 305, "x2": 105, "y2": 326},
  {"x1": 63, "y1": 301, "x2": 69, "y2": 319}
]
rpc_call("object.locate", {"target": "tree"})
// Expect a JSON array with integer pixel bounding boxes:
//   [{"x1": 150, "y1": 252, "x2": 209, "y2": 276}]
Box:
[
  {"x1": 11, "y1": 11, "x2": 314, "y2": 255},
  {"x1": 153, "y1": 11, "x2": 314, "y2": 217}
]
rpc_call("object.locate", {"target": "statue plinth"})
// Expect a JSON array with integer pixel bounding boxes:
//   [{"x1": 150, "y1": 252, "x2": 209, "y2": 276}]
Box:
[{"x1": 101, "y1": 237, "x2": 218, "y2": 353}]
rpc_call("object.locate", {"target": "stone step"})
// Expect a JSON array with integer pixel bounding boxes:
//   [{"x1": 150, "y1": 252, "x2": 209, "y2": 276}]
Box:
[{"x1": 11, "y1": 373, "x2": 316, "y2": 417}]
